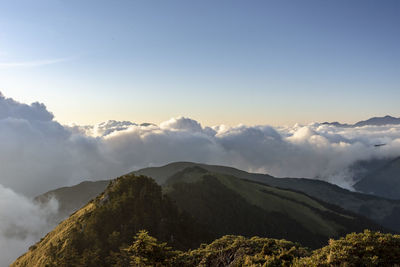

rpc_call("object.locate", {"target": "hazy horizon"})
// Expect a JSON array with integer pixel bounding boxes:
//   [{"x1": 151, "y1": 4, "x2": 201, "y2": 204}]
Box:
[{"x1": 2, "y1": 91, "x2": 400, "y2": 128}]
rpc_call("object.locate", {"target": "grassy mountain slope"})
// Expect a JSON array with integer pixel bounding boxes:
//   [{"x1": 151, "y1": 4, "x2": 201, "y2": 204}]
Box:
[
  {"x1": 354, "y1": 157, "x2": 400, "y2": 200},
  {"x1": 164, "y1": 166, "x2": 384, "y2": 248},
  {"x1": 133, "y1": 161, "x2": 275, "y2": 185},
  {"x1": 138, "y1": 162, "x2": 400, "y2": 232},
  {"x1": 13, "y1": 174, "x2": 209, "y2": 267},
  {"x1": 36, "y1": 162, "x2": 400, "y2": 233},
  {"x1": 12, "y1": 201, "x2": 96, "y2": 267}
]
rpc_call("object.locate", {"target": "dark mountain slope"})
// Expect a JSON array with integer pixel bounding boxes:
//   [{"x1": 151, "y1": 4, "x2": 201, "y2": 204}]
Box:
[{"x1": 354, "y1": 157, "x2": 400, "y2": 199}]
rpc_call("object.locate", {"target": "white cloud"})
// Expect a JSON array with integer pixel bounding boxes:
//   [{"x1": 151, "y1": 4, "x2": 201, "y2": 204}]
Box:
[
  {"x1": 0, "y1": 184, "x2": 58, "y2": 267},
  {"x1": 1, "y1": 92, "x2": 400, "y2": 196},
  {"x1": 0, "y1": 57, "x2": 70, "y2": 69}
]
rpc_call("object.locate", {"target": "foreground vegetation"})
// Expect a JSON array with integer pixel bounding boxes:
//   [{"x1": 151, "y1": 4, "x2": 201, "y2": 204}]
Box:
[{"x1": 41, "y1": 230, "x2": 400, "y2": 266}]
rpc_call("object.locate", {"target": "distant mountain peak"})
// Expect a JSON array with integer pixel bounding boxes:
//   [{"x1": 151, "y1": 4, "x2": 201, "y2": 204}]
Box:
[{"x1": 322, "y1": 115, "x2": 400, "y2": 128}]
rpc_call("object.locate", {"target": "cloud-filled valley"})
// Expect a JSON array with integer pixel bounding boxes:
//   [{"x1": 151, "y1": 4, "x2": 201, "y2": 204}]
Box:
[{"x1": 1, "y1": 92, "x2": 400, "y2": 265}]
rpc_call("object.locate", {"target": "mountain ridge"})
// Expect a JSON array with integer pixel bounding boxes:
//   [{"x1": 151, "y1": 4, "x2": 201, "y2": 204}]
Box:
[
  {"x1": 36, "y1": 161, "x2": 400, "y2": 233},
  {"x1": 322, "y1": 115, "x2": 400, "y2": 128}
]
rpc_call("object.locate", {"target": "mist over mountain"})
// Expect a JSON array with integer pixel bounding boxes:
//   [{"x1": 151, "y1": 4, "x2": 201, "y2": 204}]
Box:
[
  {"x1": 0, "y1": 185, "x2": 58, "y2": 266},
  {"x1": 354, "y1": 157, "x2": 400, "y2": 199},
  {"x1": 1, "y1": 92, "x2": 400, "y2": 265}
]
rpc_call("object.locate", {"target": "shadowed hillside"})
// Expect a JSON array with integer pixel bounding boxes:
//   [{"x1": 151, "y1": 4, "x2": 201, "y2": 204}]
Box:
[{"x1": 355, "y1": 157, "x2": 400, "y2": 200}]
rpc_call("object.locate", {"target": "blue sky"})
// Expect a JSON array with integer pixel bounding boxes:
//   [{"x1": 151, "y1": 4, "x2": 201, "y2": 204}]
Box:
[{"x1": 0, "y1": 0, "x2": 399, "y2": 126}]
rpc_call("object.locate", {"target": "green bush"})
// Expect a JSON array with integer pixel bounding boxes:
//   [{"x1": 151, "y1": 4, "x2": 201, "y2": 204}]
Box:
[{"x1": 295, "y1": 230, "x2": 400, "y2": 267}]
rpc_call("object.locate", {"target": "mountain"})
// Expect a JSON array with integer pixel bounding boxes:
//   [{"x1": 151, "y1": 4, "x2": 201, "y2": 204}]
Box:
[
  {"x1": 354, "y1": 157, "x2": 400, "y2": 200},
  {"x1": 13, "y1": 174, "x2": 209, "y2": 267},
  {"x1": 162, "y1": 166, "x2": 384, "y2": 248},
  {"x1": 134, "y1": 161, "x2": 274, "y2": 185},
  {"x1": 13, "y1": 172, "x2": 386, "y2": 266},
  {"x1": 136, "y1": 162, "x2": 400, "y2": 232},
  {"x1": 35, "y1": 180, "x2": 109, "y2": 223},
  {"x1": 347, "y1": 157, "x2": 394, "y2": 184},
  {"x1": 322, "y1": 115, "x2": 400, "y2": 128},
  {"x1": 36, "y1": 162, "x2": 400, "y2": 233},
  {"x1": 354, "y1": 115, "x2": 400, "y2": 127},
  {"x1": 321, "y1": 121, "x2": 351, "y2": 127}
]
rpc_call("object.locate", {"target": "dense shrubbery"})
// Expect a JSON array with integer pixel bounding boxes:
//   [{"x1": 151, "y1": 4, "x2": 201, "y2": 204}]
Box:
[
  {"x1": 176, "y1": 235, "x2": 310, "y2": 266},
  {"x1": 103, "y1": 231, "x2": 310, "y2": 267},
  {"x1": 88, "y1": 230, "x2": 400, "y2": 266},
  {"x1": 295, "y1": 230, "x2": 400, "y2": 266}
]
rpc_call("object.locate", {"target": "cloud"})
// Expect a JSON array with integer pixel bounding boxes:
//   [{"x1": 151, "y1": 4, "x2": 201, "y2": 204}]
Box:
[
  {"x1": 1, "y1": 93, "x2": 400, "y2": 197},
  {"x1": 69, "y1": 120, "x2": 138, "y2": 137},
  {"x1": 0, "y1": 57, "x2": 70, "y2": 68},
  {"x1": 0, "y1": 184, "x2": 58, "y2": 267},
  {"x1": 99, "y1": 118, "x2": 400, "y2": 190},
  {"x1": 1, "y1": 92, "x2": 400, "y2": 264},
  {"x1": 0, "y1": 94, "x2": 123, "y2": 197},
  {"x1": 0, "y1": 93, "x2": 54, "y2": 121}
]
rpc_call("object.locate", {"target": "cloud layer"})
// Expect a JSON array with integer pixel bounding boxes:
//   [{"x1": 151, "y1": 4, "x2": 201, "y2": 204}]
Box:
[
  {"x1": 1, "y1": 93, "x2": 400, "y2": 264},
  {"x1": 0, "y1": 184, "x2": 58, "y2": 266},
  {"x1": 0, "y1": 57, "x2": 70, "y2": 68},
  {"x1": 2, "y1": 93, "x2": 400, "y2": 195}
]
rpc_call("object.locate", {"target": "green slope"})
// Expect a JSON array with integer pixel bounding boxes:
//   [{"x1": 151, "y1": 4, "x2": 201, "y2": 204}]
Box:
[
  {"x1": 133, "y1": 161, "x2": 275, "y2": 185},
  {"x1": 164, "y1": 166, "x2": 384, "y2": 248},
  {"x1": 138, "y1": 162, "x2": 400, "y2": 232},
  {"x1": 36, "y1": 161, "x2": 400, "y2": 233}
]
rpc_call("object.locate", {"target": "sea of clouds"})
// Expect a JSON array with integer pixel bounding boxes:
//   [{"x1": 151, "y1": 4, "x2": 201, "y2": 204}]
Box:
[{"x1": 1, "y1": 92, "x2": 400, "y2": 265}]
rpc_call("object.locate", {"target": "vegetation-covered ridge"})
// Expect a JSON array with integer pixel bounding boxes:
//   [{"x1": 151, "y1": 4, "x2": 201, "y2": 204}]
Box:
[
  {"x1": 14, "y1": 173, "x2": 397, "y2": 266},
  {"x1": 121, "y1": 230, "x2": 400, "y2": 266},
  {"x1": 12, "y1": 174, "x2": 211, "y2": 267}
]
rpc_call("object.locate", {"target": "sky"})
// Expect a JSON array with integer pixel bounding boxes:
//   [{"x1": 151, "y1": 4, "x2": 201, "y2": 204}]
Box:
[{"x1": 0, "y1": 0, "x2": 399, "y2": 126}]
